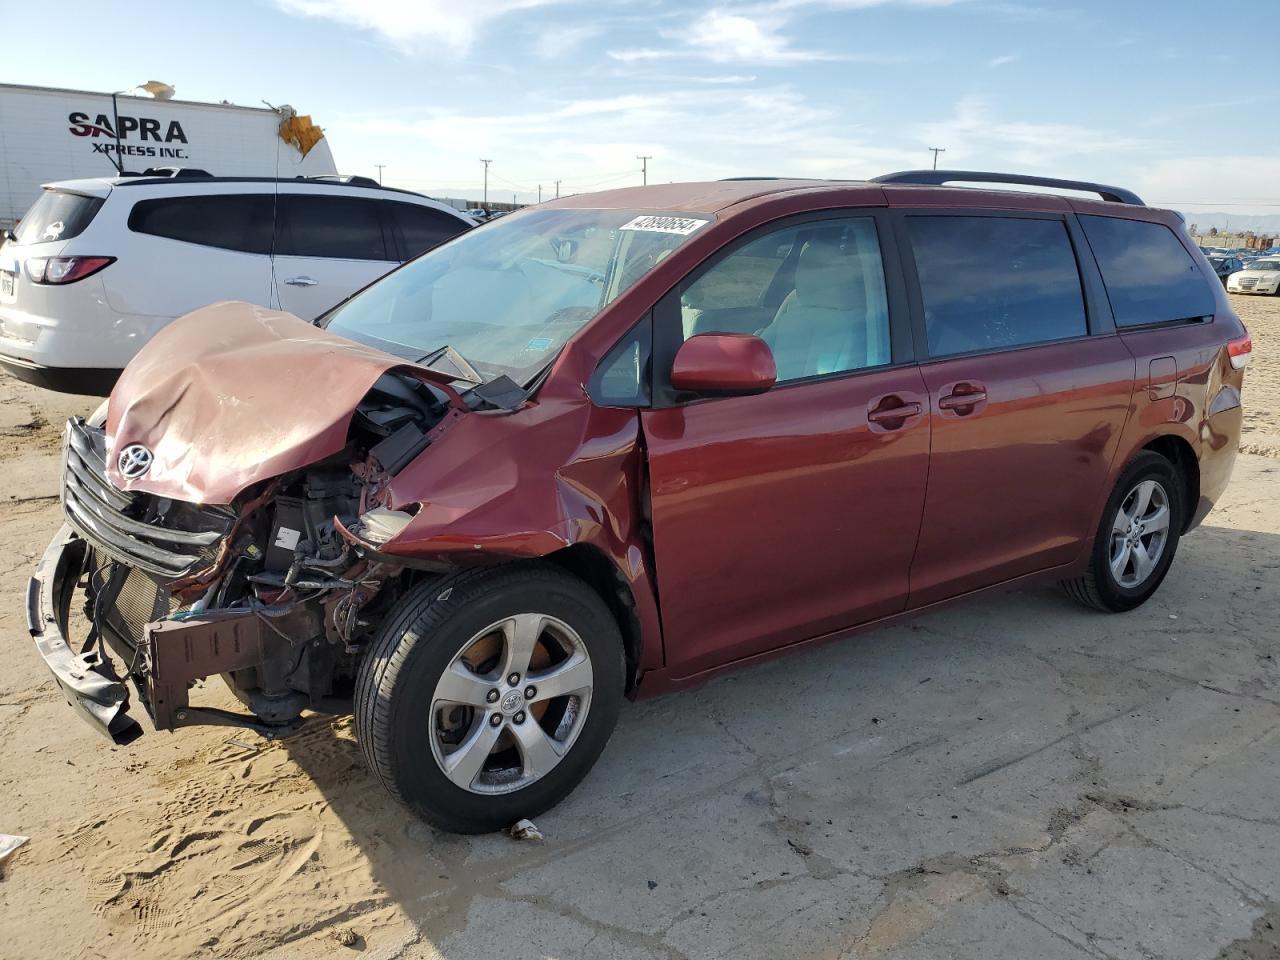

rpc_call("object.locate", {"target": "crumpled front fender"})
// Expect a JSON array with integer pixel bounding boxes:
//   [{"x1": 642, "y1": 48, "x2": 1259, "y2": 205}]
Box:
[{"x1": 380, "y1": 396, "x2": 664, "y2": 671}]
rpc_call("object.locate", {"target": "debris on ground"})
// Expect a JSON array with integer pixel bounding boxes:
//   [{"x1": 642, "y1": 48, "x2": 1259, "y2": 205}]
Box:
[
  {"x1": 510, "y1": 819, "x2": 544, "y2": 843},
  {"x1": 330, "y1": 927, "x2": 360, "y2": 948},
  {"x1": 0, "y1": 834, "x2": 29, "y2": 868}
]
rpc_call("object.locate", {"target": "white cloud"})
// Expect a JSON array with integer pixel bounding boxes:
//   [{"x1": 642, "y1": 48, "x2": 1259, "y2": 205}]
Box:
[
  {"x1": 913, "y1": 95, "x2": 1152, "y2": 169},
  {"x1": 987, "y1": 53, "x2": 1018, "y2": 67},
  {"x1": 533, "y1": 24, "x2": 603, "y2": 59},
  {"x1": 273, "y1": 0, "x2": 564, "y2": 55}
]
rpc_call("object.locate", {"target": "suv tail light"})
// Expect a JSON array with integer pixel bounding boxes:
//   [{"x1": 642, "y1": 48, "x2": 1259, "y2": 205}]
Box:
[
  {"x1": 1227, "y1": 333, "x2": 1252, "y2": 370},
  {"x1": 26, "y1": 256, "x2": 115, "y2": 285}
]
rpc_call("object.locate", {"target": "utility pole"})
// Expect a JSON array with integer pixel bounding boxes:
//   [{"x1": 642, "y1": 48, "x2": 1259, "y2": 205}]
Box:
[
  {"x1": 554, "y1": 180, "x2": 561, "y2": 198},
  {"x1": 374, "y1": 164, "x2": 386, "y2": 185},
  {"x1": 538, "y1": 184, "x2": 543, "y2": 203},
  {"x1": 928, "y1": 147, "x2": 946, "y2": 170},
  {"x1": 637, "y1": 155, "x2": 652, "y2": 186},
  {"x1": 480, "y1": 158, "x2": 492, "y2": 208}
]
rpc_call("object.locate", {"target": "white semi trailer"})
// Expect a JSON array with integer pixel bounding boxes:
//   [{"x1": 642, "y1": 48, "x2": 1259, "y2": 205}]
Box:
[{"x1": 0, "y1": 83, "x2": 338, "y2": 227}]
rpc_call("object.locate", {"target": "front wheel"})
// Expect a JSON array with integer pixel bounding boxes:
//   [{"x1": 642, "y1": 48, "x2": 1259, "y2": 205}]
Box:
[
  {"x1": 1061, "y1": 451, "x2": 1184, "y2": 612},
  {"x1": 354, "y1": 563, "x2": 625, "y2": 833}
]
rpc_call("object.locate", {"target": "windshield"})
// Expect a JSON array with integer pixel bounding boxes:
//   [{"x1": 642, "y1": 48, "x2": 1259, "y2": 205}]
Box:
[
  {"x1": 322, "y1": 208, "x2": 711, "y2": 385},
  {"x1": 14, "y1": 190, "x2": 104, "y2": 245}
]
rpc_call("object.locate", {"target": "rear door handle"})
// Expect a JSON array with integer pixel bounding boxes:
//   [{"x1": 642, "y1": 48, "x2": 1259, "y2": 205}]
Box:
[
  {"x1": 284, "y1": 276, "x2": 318, "y2": 287},
  {"x1": 938, "y1": 385, "x2": 988, "y2": 411}
]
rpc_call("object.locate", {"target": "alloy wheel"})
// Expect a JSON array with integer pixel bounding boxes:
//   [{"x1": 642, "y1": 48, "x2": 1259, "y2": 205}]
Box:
[
  {"x1": 429, "y1": 614, "x2": 594, "y2": 795},
  {"x1": 1109, "y1": 479, "x2": 1171, "y2": 589}
]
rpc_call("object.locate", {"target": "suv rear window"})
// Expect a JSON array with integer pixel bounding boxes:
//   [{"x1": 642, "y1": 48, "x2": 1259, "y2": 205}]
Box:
[
  {"x1": 386, "y1": 202, "x2": 468, "y2": 259},
  {"x1": 907, "y1": 215, "x2": 1087, "y2": 357},
  {"x1": 15, "y1": 190, "x2": 104, "y2": 244},
  {"x1": 1078, "y1": 215, "x2": 1216, "y2": 327},
  {"x1": 128, "y1": 195, "x2": 274, "y2": 254},
  {"x1": 276, "y1": 195, "x2": 389, "y2": 261}
]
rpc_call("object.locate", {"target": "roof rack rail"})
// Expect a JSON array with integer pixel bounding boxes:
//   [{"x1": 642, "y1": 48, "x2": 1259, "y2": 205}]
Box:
[
  {"x1": 137, "y1": 166, "x2": 214, "y2": 179},
  {"x1": 303, "y1": 174, "x2": 382, "y2": 189},
  {"x1": 871, "y1": 170, "x2": 1144, "y2": 206}
]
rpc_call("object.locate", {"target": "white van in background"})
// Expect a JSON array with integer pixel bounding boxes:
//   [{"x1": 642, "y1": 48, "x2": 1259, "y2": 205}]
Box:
[{"x1": 0, "y1": 172, "x2": 475, "y2": 394}]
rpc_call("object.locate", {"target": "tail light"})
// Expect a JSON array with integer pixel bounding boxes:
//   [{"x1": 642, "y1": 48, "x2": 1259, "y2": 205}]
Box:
[
  {"x1": 26, "y1": 256, "x2": 115, "y2": 285},
  {"x1": 1227, "y1": 333, "x2": 1252, "y2": 370}
]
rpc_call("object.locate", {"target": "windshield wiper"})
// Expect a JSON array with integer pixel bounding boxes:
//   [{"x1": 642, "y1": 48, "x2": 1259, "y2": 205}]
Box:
[{"x1": 414, "y1": 344, "x2": 483, "y2": 385}]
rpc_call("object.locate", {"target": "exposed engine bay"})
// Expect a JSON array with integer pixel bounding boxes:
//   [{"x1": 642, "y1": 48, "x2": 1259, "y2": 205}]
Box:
[{"x1": 60, "y1": 371, "x2": 458, "y2": 738}]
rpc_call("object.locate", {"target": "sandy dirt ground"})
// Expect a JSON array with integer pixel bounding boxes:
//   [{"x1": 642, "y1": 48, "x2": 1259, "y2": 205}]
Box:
[{"x1": 1, "y1": 295, "x2": 1279, "y2": 960}]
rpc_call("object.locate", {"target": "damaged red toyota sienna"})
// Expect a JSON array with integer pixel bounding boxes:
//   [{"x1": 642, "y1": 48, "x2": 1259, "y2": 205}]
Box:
[{"x1": 29, "y1": 172, "x2": 1249, "y2": 832}]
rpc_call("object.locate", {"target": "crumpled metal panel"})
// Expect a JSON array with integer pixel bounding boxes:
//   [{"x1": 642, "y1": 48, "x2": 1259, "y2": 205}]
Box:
[{"x1": 104, "y1": 302, "x2": 456, "y2": 505}]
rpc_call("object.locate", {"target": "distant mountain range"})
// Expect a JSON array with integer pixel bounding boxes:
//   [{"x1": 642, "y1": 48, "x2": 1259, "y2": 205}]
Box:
[{"x1": 1179, "y1": 212, "x2": 1280, "y2": 235}]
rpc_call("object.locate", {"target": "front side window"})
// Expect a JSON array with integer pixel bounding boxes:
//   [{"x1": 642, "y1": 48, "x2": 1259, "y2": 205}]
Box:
[
  {"x1": 678, "y1": 217, "x2": 891, "y2": 383},
  {"x1": 16, "y1": 190, "x2": 104, "y2": 244},
  {"x1": 322, "y1": 208, "x2": 710, "y2": 385},
  {"x1": 1253, "y1": 260, "x2": 1280, "y2": 271},
  {"x1": 908, "y1": 215, "x2": 1087, "y2": 358},
  {"x1": 277, "y1": 195, "x2": 389, "y2": 261},
  {"x1": 1078, "y1": 215, "x2": 1216, "y2": 327},
  {"x1": 128, "y1": 194, "x2": 273, "y2": 254},
  {"x1": 387, "y1": 202, "x2": 470, "y2": 260}
]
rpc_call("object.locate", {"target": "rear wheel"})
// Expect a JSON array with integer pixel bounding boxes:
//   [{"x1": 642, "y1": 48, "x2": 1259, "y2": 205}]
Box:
[
  {"x1": 354, "y1": 563, "x2": 625, "y2": 833},
  {"x1": 1061, "y1": 451, "x2": 1184, "y2": 612}
]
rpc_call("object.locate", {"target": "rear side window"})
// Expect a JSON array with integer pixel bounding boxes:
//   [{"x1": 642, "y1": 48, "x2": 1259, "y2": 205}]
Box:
[
  {"x1": 386, "y1": 202, "x2": 468, "y2": 260},
  {"x1": 1078, "y1": 215, "x2": 1215, "y2": 327},
  {"x1": 128, "y1": 195, "x2": 273, "y2": 254},
  {"x1": 15, "y1": 190, "x2": 104, "y2": 244},
  {"x1": 277, "y1": 195, "x2": 389, "y2": 261},
  {"x1": 908, "y1": 216, "x2": 1087, "y2": 358}
]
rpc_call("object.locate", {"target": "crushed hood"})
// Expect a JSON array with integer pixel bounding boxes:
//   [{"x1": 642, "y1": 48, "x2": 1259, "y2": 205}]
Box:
[{"x1": 106, "y1": 302, "x2": 453, "y2": 504}]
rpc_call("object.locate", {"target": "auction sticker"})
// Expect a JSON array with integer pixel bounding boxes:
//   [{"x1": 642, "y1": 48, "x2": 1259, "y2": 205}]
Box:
[{"x1": 620, "y1": 215, "x2": 709, "y2": 236}]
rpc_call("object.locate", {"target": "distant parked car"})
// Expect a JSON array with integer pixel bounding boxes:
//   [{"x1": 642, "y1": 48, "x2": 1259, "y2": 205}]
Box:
[
  {"x1": 1226, "y1": 257, "x2": 1280, "y2": 295},
  {"x1": 1207, "y1": 255, "x2": 1243, "y2": 286},
  {"x1": 0, "y1": 172, "x2": 475, "y2": 394},
  {"x1": 464, "y1": 207, "x2": 489, "y2": 219}
]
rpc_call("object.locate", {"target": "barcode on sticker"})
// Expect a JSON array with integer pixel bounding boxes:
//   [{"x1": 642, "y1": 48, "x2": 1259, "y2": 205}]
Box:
[{"x1": 620, "y1": 215, "x2": 708, "y2": 236}]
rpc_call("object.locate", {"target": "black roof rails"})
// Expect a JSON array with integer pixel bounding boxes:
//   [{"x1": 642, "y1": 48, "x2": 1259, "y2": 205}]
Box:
[
  {"x1": 872, "y1": 170, "x2": 1144, "y2": 206},
  {"x1": 303, "y1": 174, "x2": 381, "y2": 189},
  {"x1": 138, "y1": 166, "x2": 214, "y2": 179}
]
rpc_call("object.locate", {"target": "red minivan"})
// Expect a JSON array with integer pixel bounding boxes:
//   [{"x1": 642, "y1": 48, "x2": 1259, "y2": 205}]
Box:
[{"x1": 30, "y1": 171, "x2": 1249, "y2": 832}]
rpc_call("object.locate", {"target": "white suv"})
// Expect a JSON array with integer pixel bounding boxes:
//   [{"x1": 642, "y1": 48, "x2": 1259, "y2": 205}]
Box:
[{"x1": 0, "y1": 173, "x2": 475, "y2": 394}]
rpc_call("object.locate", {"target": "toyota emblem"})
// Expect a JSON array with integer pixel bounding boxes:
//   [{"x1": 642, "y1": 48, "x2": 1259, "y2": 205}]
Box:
[{"x1": 117, "y1": 443, "x2": 154, "y2": 479}]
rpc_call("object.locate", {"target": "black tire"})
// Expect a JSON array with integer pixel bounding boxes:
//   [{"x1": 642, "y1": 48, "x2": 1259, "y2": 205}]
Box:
[
  {"x1": 1061, "y1": 451, "x2": 1185, "y2": 613},
  {"x1": 354, "y1": 562, "x2": 625, "y2": 833}
]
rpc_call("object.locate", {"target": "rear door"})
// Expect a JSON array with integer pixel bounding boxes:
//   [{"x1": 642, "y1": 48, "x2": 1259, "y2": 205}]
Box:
[
  {"x1": 897, "y1": 210, "x2": 1135, "y2": 607},
  {"x1": 639, "y1": 213, "x2": 930, "y2": 677},
  {"x1": 119, "y1": 192, "x2": 275, "y2": 315},
  {"x1": 272, "y1": 192, "x2": 398, "y2": 319}
]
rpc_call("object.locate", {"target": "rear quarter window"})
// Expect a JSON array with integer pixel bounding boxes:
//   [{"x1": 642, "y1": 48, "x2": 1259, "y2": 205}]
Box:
[
  {"x1": 1078, "y1": 215, "x2": 1216, "y2": 327},
  {"x1": 128, "y1": 194, "x2": 274, "y2": 254},
  {"x1": 15, "y1": 190, "x2": 104, "y2": 244}
]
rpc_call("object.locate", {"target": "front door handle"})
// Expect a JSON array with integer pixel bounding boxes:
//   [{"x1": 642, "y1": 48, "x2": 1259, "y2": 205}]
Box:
[
  {"x1": 938, "y1": 383, "x2": 988, "y2": 412},
  {"x1": 867, "y1": 396, "x2": 923, "y2": 430},
  {"x1": 284, "y1": 276, "x2": 318, "y2": 287}
]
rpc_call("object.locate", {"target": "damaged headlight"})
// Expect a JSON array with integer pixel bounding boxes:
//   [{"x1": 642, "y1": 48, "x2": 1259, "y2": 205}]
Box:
[{"x1": 353, "y1": 506, "x2": 416, "y2": 546}]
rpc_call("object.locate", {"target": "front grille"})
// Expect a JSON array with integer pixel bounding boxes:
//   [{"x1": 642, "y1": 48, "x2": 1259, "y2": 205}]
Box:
[
  {"x1": 63, "y1": 418, "x2": 234, "y2": 578},
  {"x1": 1239, "y1": 277, "x2": 1258, "y2": 289}
]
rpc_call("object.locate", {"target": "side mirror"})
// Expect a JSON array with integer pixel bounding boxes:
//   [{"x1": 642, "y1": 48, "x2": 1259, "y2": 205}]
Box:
[{"x1": 670, "y1": 333, "x2": 776, "y2": 396}]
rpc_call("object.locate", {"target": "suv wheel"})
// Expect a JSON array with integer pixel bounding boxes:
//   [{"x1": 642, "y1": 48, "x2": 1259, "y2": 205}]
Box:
[
  {"x1": 1062, "y1": 451, "x2": 1184, "y2": 612},
  {"x1": 354, "y1": 563, "x2": 625, "y2": 833}
]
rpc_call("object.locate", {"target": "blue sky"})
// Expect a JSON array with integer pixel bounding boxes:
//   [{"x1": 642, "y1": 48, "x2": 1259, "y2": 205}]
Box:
[{"x1": 8, "y1": 0, "x2": 1277, "y2": 214}]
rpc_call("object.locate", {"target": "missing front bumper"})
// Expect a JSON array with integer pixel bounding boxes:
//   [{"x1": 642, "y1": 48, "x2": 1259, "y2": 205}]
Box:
[
  {"x1": 28, "y1": 525, "x2": 314, "y2": 743},
  {"x1": 27, "y1": 526, "x2": 141, "y2": 744}
]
